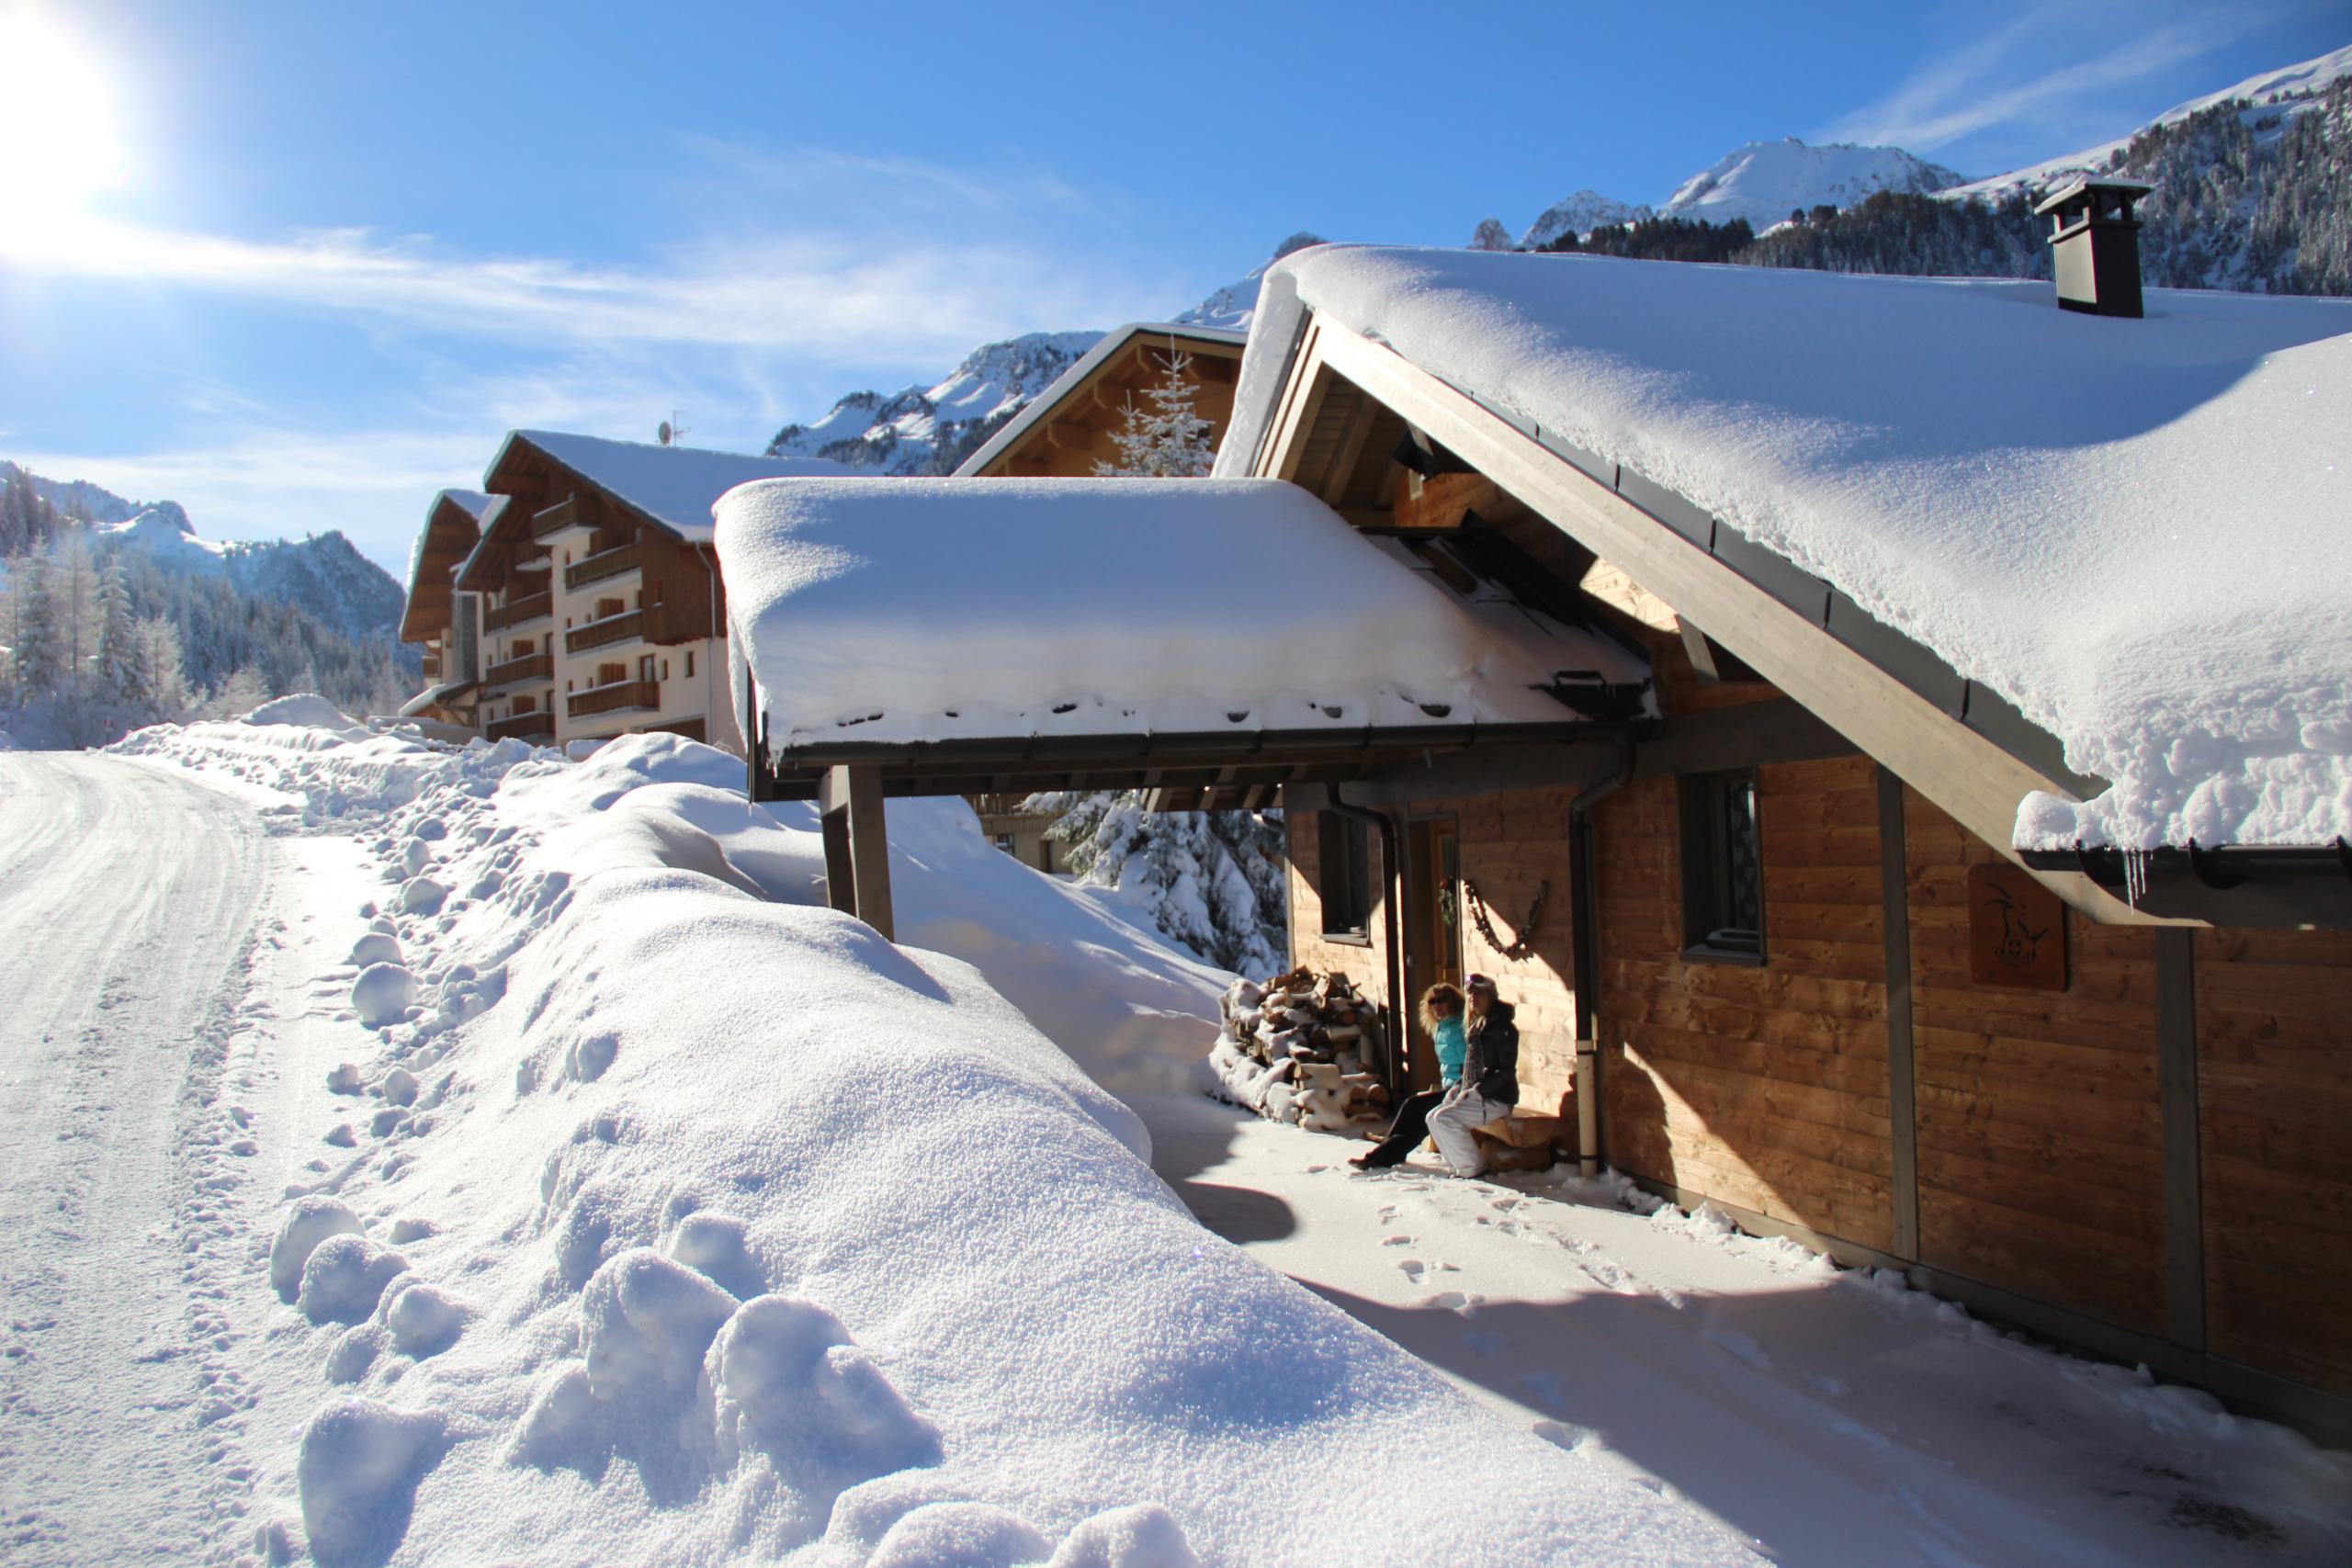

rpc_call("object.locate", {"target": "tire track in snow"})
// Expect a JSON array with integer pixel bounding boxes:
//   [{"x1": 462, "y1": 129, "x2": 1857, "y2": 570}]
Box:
[{"x1": 0, "y1": 754, "x2": 274, "y2": 1564}]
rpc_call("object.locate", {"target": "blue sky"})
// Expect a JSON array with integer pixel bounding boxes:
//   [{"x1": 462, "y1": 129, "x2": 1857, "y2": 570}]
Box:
[{"x1": 2, "y1": 0, "x2": 2346, "y2": 578}]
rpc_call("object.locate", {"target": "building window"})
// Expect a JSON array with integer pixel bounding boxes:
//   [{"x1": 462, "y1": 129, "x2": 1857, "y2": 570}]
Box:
[
  {"x1": 1316, "y1": 811, "x2": 1373, "y2": 941},
  {"x1": 1680, "y1": 770, "x2": 1765, "y2": 962},
  {"x1": 684, "y1": 649, "x2": 695, "y2": 678},
  {"x1": 991, "y1": 833, "x2": 1016, "y2": 855},
  {"x1": 597, "y1": 661, "x2": 626, "y2": 686},
  {"x1": 639, "y1": 654, "x2": 656, "y2": 683}
]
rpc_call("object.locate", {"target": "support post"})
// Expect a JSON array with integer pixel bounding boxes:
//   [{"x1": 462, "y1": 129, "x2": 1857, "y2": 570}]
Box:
[
  {"x1": 2157, "y1": 928, "x2": 2204, "y2": 1349},
  {"x1": 1876, "y1": 766, "x2": 1921, "y2": 1262},
  {"x1": 819, "y1": 763, "x2": 894, "y2": 941}
]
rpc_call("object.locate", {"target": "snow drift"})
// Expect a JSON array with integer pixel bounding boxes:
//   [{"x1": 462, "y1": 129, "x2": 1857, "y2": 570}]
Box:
[{"x1": 114, "y1": 716, "x2": 1755, "y2": 1564}]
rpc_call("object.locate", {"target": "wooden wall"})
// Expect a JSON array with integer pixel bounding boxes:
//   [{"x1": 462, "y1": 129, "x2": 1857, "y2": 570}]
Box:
[
  {"x1": 2195, "y1": 927, "x2": 2352, "y2": 1396},
  {"x1": 1902, "y1": 790, "x2": 2168, "y2": 1335},
  {"x1": 1285, "y1": 808, "x2": 1395, "y2": 1010},
  {"x1": 1596, "y1": 755, "x2": 1898, "y2": 1254}
]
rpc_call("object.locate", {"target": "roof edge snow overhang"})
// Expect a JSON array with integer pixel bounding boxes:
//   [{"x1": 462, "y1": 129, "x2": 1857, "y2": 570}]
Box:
[
  {"x1": 754, "y1": 718, "x2": 1632, "y2": 805},
  {"x1": 1250, "y1": 309, "x2": 2190, "y2": 928},
  {"x1": 954, "y1": 321, "x2": 1251, "y2": 478}
]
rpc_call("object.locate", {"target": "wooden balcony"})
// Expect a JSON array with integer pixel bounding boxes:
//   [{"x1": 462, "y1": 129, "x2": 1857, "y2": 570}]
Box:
[
  {"x1": 481, "y1": 651, "x2": 553, "y2": 691},
  {"x1": 532, "y1": 495, "x2": 592, "y2": 539},
  {"x1": 566, "y1": 608, "x2": 645, "y2": 654},
  {"x1": 568, "y1": 680, "x2": 660, "y2": 719},
  {"x1": 566, "y1": 543, "x2": 641, "y2": 592},
  {"x1": 483, "y1": 591, "x2": 552, "y2": 632},
  {"x1": 486, "y1": 709, "x2": 556, "y2": 743}
]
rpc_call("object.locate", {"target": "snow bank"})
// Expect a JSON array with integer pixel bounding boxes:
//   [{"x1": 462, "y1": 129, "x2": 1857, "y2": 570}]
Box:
[
  {"x1": 1223, "y1": 246, "x2": 2352, "y2": 849},
  {"x1": 244, "y1": 693, "x2": 362, "y2": 732},
  {"x1": 135, "y1": 719, "x2": 1746, "y2": 1563},
  {"x1": 716, "y1": 477, "x2": 1643, "y2": 746}
]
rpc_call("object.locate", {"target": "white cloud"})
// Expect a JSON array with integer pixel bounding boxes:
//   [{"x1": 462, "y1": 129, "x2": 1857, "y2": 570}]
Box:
[
  {"x1": 0, "y1": 210, "x2": 1170, "y2": 372},
  {"x1": 1815, "y1": 6, "x2": 2278, "y2": 154}
]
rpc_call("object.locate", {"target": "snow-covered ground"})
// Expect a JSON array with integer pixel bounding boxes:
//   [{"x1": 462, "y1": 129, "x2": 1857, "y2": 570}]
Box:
[
  {"x1": 6, "y1": 712, "x2": 2346, "y2": 1565},
  {"x1": 1143, "y1": 1096, "x2": 2352, "y2": 1566}
]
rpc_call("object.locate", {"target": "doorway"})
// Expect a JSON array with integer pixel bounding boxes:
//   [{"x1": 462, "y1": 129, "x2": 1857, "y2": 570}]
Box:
[{"x1": 1402, "y1": 817, "x2": 1462, "y2": 1092}]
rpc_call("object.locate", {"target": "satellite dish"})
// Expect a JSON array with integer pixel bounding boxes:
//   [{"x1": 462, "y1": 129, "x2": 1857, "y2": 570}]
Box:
[{"x1": 657, "y1": 421, "x2": 673, "y2": 446}]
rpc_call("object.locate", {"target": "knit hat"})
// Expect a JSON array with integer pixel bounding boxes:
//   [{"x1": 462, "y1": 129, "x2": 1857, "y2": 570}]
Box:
[{"x1": 1464, "y1": 973, "x2": 1498, "y2": 995}]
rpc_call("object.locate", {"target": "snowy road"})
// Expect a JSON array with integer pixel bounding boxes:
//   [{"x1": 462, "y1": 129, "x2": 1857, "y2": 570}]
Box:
[
  {"x1": 1143, "y1": 1094, "x2": 2352, "y2": 1568},
  {"x1": 0, "y1": 754, "x2": 273, "y2": 1565}
]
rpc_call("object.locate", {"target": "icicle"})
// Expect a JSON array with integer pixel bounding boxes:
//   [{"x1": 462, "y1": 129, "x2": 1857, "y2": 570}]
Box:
[{"x1": 2123, "y1": 848, "x2": 2150, "y2": 908}]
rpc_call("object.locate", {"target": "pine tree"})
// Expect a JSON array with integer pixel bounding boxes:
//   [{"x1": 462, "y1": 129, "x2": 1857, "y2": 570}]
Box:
[
  {"x1": 1094, "y1": 349, "x2": 1216, "y2": 479},
  {"x1": 9, "y1": 553, "x2": 62, "y2": 694},
  {"x1": 135, "y1": 615, "x2": 189, "y2": 718},
  {"x1": 207, "y1": 664, "x2": 270, "y2": 718},
  {"x1": 95, "y1": 552, "x2": 146, "y2": 705},
  {"x1": 1030, "y1": 789, "x2": 1289, "y2": 976}
]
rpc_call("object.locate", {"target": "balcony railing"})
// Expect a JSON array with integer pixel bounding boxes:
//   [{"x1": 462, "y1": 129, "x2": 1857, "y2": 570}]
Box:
[
  {"x1": 566, "y1": 608, "x2": 646, "y2": 654},
  {"x1": 567, "y1": 680, "x2": 660, "y2": 719},
  {"x1": 532, "y1": 495, "x2": 589, "y2": 539},
  {"x1": 481, "y1": 652, "x2": 553, "y2": 691},
  {"x1": 483, "y1": 591, "x2": 552, "y2": 633},
  {"x1": 566, "y1": 543, "x2": 641, "y2": 592},
  {"x1": 486, "y1": 709, "x2": 556, "y2": 743}
]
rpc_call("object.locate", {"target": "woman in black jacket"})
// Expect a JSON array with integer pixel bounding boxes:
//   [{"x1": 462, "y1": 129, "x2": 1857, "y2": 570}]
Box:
[{"x1": 1424, "y1": 973, "x2": 1519, "y2": 1178}]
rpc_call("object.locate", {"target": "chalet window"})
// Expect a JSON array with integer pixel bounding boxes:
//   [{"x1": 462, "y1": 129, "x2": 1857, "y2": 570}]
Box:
[
  {"x1": 684, "y1": 650, "x2": 695, "y2": 678},
  {"x1": 1679, "y1": 771, "x2": 1765, "y2": 962},
  {"x1": 639, "y1": 655, "x2": 656, "y2": 683},
  {"x1": 1317, "y1": 811, "x2": 1373, "y2": 942}
]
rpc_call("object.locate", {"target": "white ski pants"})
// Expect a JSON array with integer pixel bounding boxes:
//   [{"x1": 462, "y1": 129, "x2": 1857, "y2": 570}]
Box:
[{"x1": 1427, "y1": 1085, "x2": 1511, "y2": 1179}]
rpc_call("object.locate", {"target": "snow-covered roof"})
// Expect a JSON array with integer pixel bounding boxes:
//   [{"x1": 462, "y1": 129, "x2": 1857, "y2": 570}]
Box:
[
  {"x1": 1221, "y1": 246, "x2": 2352, "y2": 849},
  {"x1": 715, "y1": 477, "x2": 1646, "y2": 749},
  {"x1": 952, "y1": 322, "x2": 1249, "y2": 478},
  {"x1": 489, "y1": 431, "x2": 851, "y2": 544}
]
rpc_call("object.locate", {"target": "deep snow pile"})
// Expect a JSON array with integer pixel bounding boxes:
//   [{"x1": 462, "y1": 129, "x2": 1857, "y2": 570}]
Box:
[
  {"x1": 116, "y1": 719, "x2": 1757, "y2": 1565},
  {"x1": 1221, "y1": 246, "x2": 2352, "y2": 850}
]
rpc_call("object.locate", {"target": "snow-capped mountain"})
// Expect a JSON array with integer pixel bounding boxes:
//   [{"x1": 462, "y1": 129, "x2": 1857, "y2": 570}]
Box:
[
  {"x1": 1174, "y1": 231, "x2": 1327, "y2": 332},
  {"x1": 1517, "y1": 192, "x2": 1653, "y2": 250},
  {"x1": 7, "y1": 462, "x2": 409, "y2": 646},
  {"x1": 1659, "y1": 139, "x2": 1968, "y2": 232},
  {"x1": 765, "y1": 330, "x2": 1102, "y2": 475},
  {"x1": 1468, "y1": 218, "x2": 1515, "y2": 252},
  {"x1": 767, "y1": 232, "x2": 1329, "y2": 476},
  {"x1": 1942, "y1": 41, "x2": 2352, "y2": 203}
]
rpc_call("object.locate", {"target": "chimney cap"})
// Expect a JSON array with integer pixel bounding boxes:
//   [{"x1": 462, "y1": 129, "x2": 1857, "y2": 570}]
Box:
[{"x1": 2033, "y1": 176, "x2": 2154, "y2": 218}]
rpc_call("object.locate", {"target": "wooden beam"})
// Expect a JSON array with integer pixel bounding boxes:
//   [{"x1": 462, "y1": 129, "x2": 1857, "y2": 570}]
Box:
[
  {"x1": 2156, "y1": 928, "x2": 2203, "y2": 1349},
  {"x1": 1288, "y1": 317, "x2": 2160, "y2": 927},
  {"x1": 819, "y1": 763, "x2": 894, "y2": 941},
  {"x1": 1877, "y1": 766, "x2": 1920, "y2": 1263},
  {"x1": 1632, "y1": 698, "x2": 1858, "y2": 776}
]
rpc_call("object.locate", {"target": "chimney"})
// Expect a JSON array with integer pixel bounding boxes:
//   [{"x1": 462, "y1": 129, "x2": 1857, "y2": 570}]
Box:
[{"x1": 2034, "y1": 177, "x2": 2151, "y2": 318}]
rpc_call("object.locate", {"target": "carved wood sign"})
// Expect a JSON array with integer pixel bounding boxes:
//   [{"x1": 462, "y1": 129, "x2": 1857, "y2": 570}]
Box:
[{"x1": 1968, "y1": 863, "x2": 2069, "y2": 991}]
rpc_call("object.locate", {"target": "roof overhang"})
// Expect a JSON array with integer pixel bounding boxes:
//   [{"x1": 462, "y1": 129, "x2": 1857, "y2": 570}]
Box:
[
  {"x1": 754, "y1": 719, "x2": 1629, "y2": 807},
  {"x1": 400, "y1": 491, "x2": 493, "y2": 643},
  {"x1": 1245, "y1": 307, "x2": 2245, "y2": 927}
]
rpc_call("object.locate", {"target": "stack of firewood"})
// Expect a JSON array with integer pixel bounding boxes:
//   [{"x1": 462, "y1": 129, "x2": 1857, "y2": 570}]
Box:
[{"x1": 1206, "y1": 967, "x2": 1389, "y2": 1134}]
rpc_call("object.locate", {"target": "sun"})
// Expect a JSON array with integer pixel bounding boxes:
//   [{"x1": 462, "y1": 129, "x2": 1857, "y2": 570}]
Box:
[{"x1": 0, "y1": 11, "x2": 128, "y2": 220}]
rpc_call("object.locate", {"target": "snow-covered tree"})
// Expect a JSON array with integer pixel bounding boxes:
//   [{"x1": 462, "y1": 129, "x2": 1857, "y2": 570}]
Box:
[
  {"x1": 1029, "y1": 789, "x2": 1288, "y2": 976},
  {"x1": 95, "y1": 552, "x2": 147, "y2": 705},
  {"x1": 7, "y1": 552, "x2": 62, "y2": 694},
  {"x1": 1094, "y1": 350, "x2": 1216, "y2": 479},
  {"x1": 135, "y1": 615, "x2": 190, "y2": 718},
  {"x1": 206, "y1": 663, "x2": 270, "y2": 719}
]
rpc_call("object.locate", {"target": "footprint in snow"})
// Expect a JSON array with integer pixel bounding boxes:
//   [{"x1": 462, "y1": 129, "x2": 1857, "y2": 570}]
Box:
[
  {"x1": 1461, "y1": 1328, "x2": 1504, "y2": 1359},
  {"x1": 1532, "y1": 1419, "x2": 1599, "y2": 1455},
  {"x1": 1420, "y1": 1290, "x2": 1482, "y2": 1314},
  {"x1": 1396, "y1": 1258, "x2": 1427, "y2": 1281},
  {"x1": 1380, "y1": 1235, "x2": 1413, "y2": 1247},
  {"x1": 1702, "y1": 1326, "x2": 1773, "y2": 1370}
]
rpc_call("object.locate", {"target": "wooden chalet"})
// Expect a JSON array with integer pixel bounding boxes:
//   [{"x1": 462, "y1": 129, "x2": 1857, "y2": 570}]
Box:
[
  {"x1": 447, "y1": 431, "x2": 843, "y2": 750},
  {"x1": 956, "y1": 322, "x2": 1247, "y2": 479},
  {"x1": 396, "y1": 489, "x2": 500, "y2": 728},
  {"x1": 719, "y1": 244, "x2": 2352, "y2": 1440}
]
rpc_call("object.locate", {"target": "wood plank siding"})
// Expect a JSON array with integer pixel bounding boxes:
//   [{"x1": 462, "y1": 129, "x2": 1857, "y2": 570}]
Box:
[
  {"x1": 1596, "y1": 755, "x2": 1899, "y2": 1254},
  {"x1": 2195, "y1": 927, "x2": 2352, "y2": 1396}
]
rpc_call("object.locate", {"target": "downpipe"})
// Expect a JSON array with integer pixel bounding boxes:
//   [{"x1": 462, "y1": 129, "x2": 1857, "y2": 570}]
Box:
[{"x1": 1567, "y1": 735, "x2": 1636, "y2": 1178}]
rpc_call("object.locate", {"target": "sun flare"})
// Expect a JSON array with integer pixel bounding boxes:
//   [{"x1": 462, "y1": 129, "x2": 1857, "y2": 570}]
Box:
[{"x1": 0, "y1": 11, "x2": 128, "y2": 223}]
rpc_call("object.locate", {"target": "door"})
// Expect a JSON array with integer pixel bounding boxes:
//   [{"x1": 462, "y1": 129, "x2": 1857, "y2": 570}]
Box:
[{"x1": 1401, "y1": 818, "x2": 1463, "y2": 1091}]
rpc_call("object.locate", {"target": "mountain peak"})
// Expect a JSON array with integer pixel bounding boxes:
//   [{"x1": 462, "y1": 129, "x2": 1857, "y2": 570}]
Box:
[
  {"x1": 1519, "y1": 191, "x2": 1653, "y2": 250},
  {"x1": 1660, "y1": 137, "x2": 1968, "y2": 231}
]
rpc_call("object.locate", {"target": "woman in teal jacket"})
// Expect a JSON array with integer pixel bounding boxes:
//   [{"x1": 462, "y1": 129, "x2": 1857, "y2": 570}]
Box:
[{"x1": 1350, "y1": 983, "x2": 1468, "y2": 1170}]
